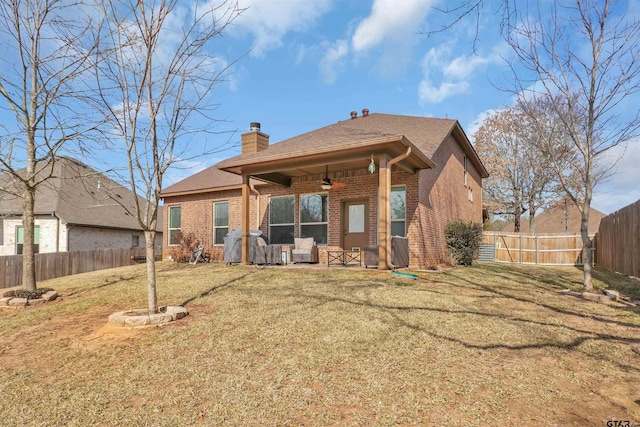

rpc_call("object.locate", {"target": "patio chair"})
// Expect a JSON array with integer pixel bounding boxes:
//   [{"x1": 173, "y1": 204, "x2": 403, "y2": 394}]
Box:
[{"x1": 291, "y1": 237, "x2": 319, "y2": 264}]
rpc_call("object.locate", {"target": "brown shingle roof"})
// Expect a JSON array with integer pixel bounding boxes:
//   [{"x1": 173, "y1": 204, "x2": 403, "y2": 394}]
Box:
[
  {"x1": 220, "y1": 113, "x2": 480, "y2": 168},
  {"x1": 160, "y1": 165, "x2": 247, "y2": 197},
  {"x1": 501, "y1": 202, "x2": 605, "y2": 234},
  {"x1": 0, "y1": 157, "x2": 163, "y2": 232}
]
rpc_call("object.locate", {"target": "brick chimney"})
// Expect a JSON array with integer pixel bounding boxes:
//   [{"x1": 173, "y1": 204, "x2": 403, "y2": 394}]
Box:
[{"x1": 241, "y1": 122, "x2": 269, "y2": 155}]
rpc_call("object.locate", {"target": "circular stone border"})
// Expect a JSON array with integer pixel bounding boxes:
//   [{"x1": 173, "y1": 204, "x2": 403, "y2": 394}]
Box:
[{"x1": 108, "y1": 305, "x2": 189, "y2": 328}]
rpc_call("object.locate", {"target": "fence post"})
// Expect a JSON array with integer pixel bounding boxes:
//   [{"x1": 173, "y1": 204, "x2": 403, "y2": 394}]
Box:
[
  {"x1": 535, "y1": 235, "x2": 539, "y2": 265},
  {"x1": 519, "y1": 235, "x2": 522, "y2": 264}
]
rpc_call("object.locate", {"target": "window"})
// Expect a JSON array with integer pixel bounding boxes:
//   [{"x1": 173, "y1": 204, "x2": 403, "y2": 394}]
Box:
[
  {"x1": 269, "y1": 195, "x2": 294, "y2": 244},
  {"x1": 300, "y1": 193, "x2": 328, "y2": 245},
  {"x1": 213, "y1": 201, "x2": 229, "y2": 245},
  {"x1": 17, "y1": 225, "x2": 40, "y2": 254},
  {"x1": 391, "y1": 186, "x2": 406, "y2": 237},
  {"x1": 168, "y1": 206, "x2": 181, "y2": 245},
  {"x1": 463, "y1": 155, "x2": 468, "y2": 186},
  {"x1": 132, "y1": 235, "x2": 140, "y2": 247}
]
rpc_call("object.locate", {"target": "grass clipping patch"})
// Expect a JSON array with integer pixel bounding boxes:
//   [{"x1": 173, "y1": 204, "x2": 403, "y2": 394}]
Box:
[{"x1": 0, "y1": 262, "x2": 638, "y2": 426}]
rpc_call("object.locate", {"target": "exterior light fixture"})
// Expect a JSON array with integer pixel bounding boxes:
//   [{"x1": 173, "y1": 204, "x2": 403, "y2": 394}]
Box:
[
  {"x1": 368, "y1": 155, "x2": 376, "y2": 174},
  {"x1": 321, "y1": 165, "x2": 332, "y2": 190}
]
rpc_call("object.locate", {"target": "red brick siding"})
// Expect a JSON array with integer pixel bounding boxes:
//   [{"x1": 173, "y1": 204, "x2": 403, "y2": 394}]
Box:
[{"x1": 411, "y1": 135, "x2": 483, "y2": 267}]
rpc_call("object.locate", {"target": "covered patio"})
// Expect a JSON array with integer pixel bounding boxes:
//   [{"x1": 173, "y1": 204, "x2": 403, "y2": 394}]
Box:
[{"x1": 217, "y1": 126, "x2": 435, "y2": 270}]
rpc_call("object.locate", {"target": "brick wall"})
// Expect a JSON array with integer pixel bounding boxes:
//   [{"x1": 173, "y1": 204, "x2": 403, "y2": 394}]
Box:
[{"x1": 411, "y1": 135, "x2": 483, "y2": 268}]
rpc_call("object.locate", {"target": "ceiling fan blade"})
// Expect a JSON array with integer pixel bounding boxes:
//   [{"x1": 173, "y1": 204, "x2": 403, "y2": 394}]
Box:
[{"x1": 331, "y1": 181, "x2": 347, "y2": 190}]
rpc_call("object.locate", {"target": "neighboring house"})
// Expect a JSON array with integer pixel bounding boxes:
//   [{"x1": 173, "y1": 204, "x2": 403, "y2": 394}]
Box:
[
  {"x1": 501, "y1": 201, "x2": 605, "y2": 234},
  {"x1": 0, "y1": 157, "x2": 163, "y2": 256},
  {"x1": 160, "y1": 111, "x2": 489, "y2": 268}
]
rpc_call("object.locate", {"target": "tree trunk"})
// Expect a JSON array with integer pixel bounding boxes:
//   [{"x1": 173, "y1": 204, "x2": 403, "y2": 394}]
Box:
[
  {"x1": 513, "y1": 208, "x2": 521, "y2": 232},
  {"x1": 22, "y1": 187, "x2": 37, "y2": 291},
  {"x1": 145, "y1": 230, "x2": 158, "y2": 314},
  {"x1": 580, "y1": 204, "x2": 593, "y2": 291},
  {"x1": 529, "y1": 205, "x2": 537, "y2": 234}
]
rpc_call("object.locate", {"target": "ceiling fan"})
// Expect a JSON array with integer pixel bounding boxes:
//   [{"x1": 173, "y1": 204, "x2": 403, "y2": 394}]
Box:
[{"x1": 321, "y1": 165, "x2": 347, "y2": 190}]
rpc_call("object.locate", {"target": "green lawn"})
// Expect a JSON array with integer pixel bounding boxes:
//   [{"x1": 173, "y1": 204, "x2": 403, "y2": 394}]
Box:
[{"x1": 1, "y1": 262, "x2": 638, "y2": 426}]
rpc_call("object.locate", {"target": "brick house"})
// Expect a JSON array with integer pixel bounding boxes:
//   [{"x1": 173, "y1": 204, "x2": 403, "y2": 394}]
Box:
[
  {"x1": 160, "y1": 111, "x2": 488, "y2": 268},
  {"x1": 0, "y1": 157, "x2": 163, "y2": 255}
]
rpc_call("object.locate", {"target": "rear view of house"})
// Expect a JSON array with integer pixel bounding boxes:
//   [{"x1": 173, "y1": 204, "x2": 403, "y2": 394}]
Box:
[{"x1": 161, "y1": 111, "x2": 488, "y2": 268}]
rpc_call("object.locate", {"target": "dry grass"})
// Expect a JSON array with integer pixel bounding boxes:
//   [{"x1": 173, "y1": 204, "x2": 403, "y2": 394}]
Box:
[{"x1": 1, "y1": 262, "x2": 639, "y2": 426}]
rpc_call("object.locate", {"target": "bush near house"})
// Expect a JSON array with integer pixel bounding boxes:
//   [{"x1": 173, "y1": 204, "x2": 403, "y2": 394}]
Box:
[
  {"x1": 166, "y1": 231, "x2": 201, "y2": 263},
  {"x1": 445, "y1": 220, "x2": 483, "y2": 265}
]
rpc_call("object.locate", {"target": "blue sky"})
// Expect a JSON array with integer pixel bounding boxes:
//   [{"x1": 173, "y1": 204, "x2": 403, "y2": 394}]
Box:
[
  {"x1": 158, "y1": 0, "x2": 638, "y2": 215},
  {"x1": 2, "y1": 0, "x2": 638, "y2": 215}
]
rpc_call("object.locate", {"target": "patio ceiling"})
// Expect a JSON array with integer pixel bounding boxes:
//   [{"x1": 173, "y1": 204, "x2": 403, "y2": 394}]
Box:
[{"x1": 217, "y1": 135, "x2": 436, "y2": 187}]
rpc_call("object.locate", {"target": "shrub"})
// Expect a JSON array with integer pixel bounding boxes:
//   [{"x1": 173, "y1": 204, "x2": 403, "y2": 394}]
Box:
[
  {"x1": 445, "y1": 220, "x2": 483, "y2": 266},
  {"x1": 3, "y1": 287, "x2": 54, "y2": 300},
  {"x1": 166, "y1": 231, "x2": 200, "y2": 263}
]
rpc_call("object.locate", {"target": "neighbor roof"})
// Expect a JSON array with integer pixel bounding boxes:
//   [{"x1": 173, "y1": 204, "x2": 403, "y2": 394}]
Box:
[
  {"x1": 0, "y1": 157, "x2": 163, "y2": 232},
  {"x1": 501, "y1": 202, "x2": 605, "y2": 234}
]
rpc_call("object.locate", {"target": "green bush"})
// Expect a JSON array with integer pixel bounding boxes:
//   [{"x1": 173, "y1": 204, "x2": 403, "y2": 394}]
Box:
[{"x1": 445, "y1": 220, "x2": 483, "y2": 266}]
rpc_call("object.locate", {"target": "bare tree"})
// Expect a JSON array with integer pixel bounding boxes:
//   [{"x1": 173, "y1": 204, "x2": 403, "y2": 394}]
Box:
[
  {"x1": 473, "y1": 106, "x2": 560, "y2": 232},
  {"x1": 436, "y1": 0, "x2": 640, "y2": 290},
  {"x1": 94, "y1": 0, "x2": 242, "y2": 314},
  {"x1": 0, "y1": 0, "x2": 101, "y2": 291},
  {"x1": 506, "y1": 0, "x2": 640, "y2": 290}
]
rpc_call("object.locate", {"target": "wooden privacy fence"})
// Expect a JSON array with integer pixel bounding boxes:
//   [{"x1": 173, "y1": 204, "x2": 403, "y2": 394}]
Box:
[
  {"x1": 595, "y1": 199, "x2": 640, "y2": 278},
  {"x1": 1, "y1": 247, "x2": 147, "y2": 289},
  {"x1": 481, "y1": 232, "x2": 595, "y2": 265}
]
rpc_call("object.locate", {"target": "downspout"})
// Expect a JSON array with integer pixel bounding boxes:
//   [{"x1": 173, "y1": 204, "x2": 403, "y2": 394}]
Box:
[
  {"x1": 250, "y1": 184, "x2": 260, "y2": 229},
  {"x1": 385, "y1": 147, "x2": 411, "y2": 270}
]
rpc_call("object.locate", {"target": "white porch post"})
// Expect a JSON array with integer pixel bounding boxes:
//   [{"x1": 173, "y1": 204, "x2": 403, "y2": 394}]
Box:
[{"x1": 378, "y1": 156, "x2": 389, "y2": 270}]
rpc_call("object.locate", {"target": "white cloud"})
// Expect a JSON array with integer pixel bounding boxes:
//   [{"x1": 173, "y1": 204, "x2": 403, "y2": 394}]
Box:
[
  {"x1": 418, "y1": 43, "x2": 504, "y2": 104},
  {"x1": 592, "y1": 139, "x2": 640, "y2": 213},
  {"x1": 234, "y1": 0, "x2": 333, "y2": 57},
  {"x1": 351, "y1": 0, "x2": 433, "y2": 53},
  {"x1": 319, "y1": 39, "x2": 349, "y2": 84}
]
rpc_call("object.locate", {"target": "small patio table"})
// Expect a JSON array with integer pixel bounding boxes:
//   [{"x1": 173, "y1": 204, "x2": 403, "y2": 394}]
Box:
[{"x1": 327, "y1": 249, "x2": 361, "y2": 267}]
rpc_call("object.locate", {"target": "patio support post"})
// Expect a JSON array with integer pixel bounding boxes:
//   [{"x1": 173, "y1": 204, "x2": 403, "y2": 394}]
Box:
[
  {"x1": 241, "y1": 174, "x2": 250, "y2": 265},
  {"x1": 378, "y1": 156, "x2": 389, "y2": 270}
]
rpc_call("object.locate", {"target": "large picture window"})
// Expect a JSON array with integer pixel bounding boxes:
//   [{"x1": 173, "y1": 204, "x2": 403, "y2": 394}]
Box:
[
  {"x1": 269, "y1": 195, "x2": 294, "y2": 244},
  {"x1": 300, "y1": 193, "x2": 328, "y2": 245},
  {"x1": 17, "y1": 225, "x2": 40, "y2": 254},
  {"x1": 168, "y1": 206, "x2": 181, "y2": 245},
  {"x1": 214, "y1": 201, "x2": 229, "y2": 244},
  {"x1": 391, "y1": 186, "x2": 406, "y2": 237}
]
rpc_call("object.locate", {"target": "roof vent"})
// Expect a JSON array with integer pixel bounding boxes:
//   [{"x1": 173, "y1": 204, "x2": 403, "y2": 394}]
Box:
[
  {"x1": 362, "y1": 108, "x2": 369, "y2": 117},
  {"x1": 350, "y1": 111, "x2": 357, "y2": 119},
  {"x1": 250, "y1": 122, "x2": 261, "y2": 132}
]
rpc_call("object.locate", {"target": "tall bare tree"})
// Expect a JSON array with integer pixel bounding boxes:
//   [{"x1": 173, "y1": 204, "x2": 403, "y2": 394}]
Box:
[
  {"x1": 474, "y1": 106, "x2": 561, "y2": 232},
  {"x1": 436, "y1": 0, "x2": 640, "y2": 290},
  {"x1": 0, "y1": 0, "x2": 101, "y2": 291},
  {"x1": 506, "y1": 0, "x2": 640, "y2": 290},
  {"x1": 94, "y1": 0, "x2": 242, "y2": 314}
]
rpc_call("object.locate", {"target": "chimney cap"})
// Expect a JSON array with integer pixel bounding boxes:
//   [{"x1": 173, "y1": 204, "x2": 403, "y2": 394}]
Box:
[
  {"x1": 350, "y1": 111, "x2": 357, "y2": 119},
  {"x1": 250, "y1": 122, "x2": 261, "y2": 131},
  {"x1": 362, "y1": 108, "x2": 369, "y2": 117}
]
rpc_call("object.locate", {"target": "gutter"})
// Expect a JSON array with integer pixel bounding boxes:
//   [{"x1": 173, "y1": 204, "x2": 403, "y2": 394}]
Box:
[{"x1": 384, "y1": 147, "x2": 412, "y2": 270}]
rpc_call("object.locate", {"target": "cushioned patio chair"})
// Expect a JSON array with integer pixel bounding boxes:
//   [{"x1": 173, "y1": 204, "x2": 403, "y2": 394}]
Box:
[{"x1": 291, "y1": 237, "x2": 319, "y2": 263}]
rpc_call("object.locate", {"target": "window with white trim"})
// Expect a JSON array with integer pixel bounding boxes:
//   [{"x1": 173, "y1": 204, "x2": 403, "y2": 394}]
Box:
[
  {"x1": 168, "y1": 206, "x2": 181, "y2": 245},
  {"x1": 213, "y1": 201, "x2": 229, "y2": 245},
  {"x1": 269, "y1": 195, "x2": 294, "y2": 244},
  {"x1": 463, "y1": 155, "x2": 468, "y2": 186},
  {"x1": 300, "y1": 193, "x2": 328, "y2": 245},
  {"x1": 17, "y1": 225, "x2": 40, "y2": 254},
  {"x1": 132, "y1": 235, "x2": 140, "y2": 247},
  {"x1": 391, "y1": 186, "x2": 406, "y2": 237}
]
